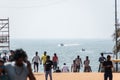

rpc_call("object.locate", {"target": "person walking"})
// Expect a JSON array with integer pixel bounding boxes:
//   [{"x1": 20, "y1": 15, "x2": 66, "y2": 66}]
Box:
[
  {"x1": 52, "y1": 53, "x2": 58, "y2": 71},
  {"x1": 41, "y1": 51, "x2": 47, "y2": 71},
  {"x1": 44, "y1": 55, "x2": 53, "y2": 80},
  {"x1": 98, "y1": 53, "x2": 106, "y2": 72},
  {"x1": 103, "y1": 55, "x2": 113, "y2": 80},
  {"x1": 32, "y1": 51, "x2": 41, "y2": 72}
]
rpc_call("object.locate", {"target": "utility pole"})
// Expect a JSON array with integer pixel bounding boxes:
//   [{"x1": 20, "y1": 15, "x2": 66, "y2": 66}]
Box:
[{"x1": 115, "y1": 0, "x2": 118, "y2": 72}]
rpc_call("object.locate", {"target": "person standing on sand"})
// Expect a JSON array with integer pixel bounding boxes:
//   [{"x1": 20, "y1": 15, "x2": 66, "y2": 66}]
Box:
[
  {"x1": 44, "y1": 55, "x2": 53, "y2": 80},
  {"x1": 52, "y1": 53, "x2": 58, "y2": 71},
  {"x1": 103, "y1": 55, "x2": 113, "y2": 80},
  {"x1": 84, "y1": 56, "x2": 92, "y2": 72},
  {"x1": 75, "y1": 55, "x2": 82, "y2": 72},
  {"x1": 98, "y1": 53, "x2": 106, "y2": 72},
  {"x1": 41, "y1": 51, "x2": 47, "y2": 71},
  {"x1": 71, "y1": 60, "x2": 77, "y2": 72},
  {"x1": 4, "y1": 49, "x2": 36, "y2": 80},
  {"x1": 32, "y1": 51, "x2": 41, "y2": 72}
]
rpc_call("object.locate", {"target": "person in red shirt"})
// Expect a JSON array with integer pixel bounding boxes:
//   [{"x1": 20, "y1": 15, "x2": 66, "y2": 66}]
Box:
[{"x1": 52, "y1": 53, "x2": 58, "y2": 71}]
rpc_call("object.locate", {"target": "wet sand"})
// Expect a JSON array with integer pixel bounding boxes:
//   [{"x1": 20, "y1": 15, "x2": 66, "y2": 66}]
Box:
[{"x1": 33, "y1": 72, "x2": 120, "y2": 80}]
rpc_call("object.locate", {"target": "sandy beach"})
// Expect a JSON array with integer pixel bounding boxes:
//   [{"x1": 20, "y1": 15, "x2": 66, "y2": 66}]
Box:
[{"x1": 33, "y1": 72, "x2": 120, "y2": 80}]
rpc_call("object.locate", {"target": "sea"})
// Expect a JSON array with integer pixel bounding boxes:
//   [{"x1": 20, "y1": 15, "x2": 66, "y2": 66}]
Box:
[{"x1": 10, "y1": 39, "x2": 115, "y2": 72}]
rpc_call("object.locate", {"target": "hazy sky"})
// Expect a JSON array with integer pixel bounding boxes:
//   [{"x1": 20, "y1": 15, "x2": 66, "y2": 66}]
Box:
[{"x1": 0, "y1": 0, "x2": 120, "y2": 39}]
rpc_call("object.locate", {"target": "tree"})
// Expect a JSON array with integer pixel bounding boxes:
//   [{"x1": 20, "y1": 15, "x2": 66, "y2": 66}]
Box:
[{"x1": 113, "y1": 27, "x2": 120, "y2": 53}]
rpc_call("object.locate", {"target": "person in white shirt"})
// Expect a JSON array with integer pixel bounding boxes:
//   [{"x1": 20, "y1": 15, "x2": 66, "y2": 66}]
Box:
[
  {"x1": 32, "y1": 51, "x2": 41, "y2": 72},
  {"x1": 4, "y1": 48, "x2": 36, "y2": 80},
  {"x1": 98, "y1": 53, "x2": 106, "y2": 72},
  {"x1": 62, "y1": 63, "x2": 69, "y2": 72}
]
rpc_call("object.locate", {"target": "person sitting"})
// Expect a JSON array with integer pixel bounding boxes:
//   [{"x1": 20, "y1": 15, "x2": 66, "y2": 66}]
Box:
[
  {"x1": 62, "y1": 63, "x2": 69, "y2": 72},
  {"x1": 55, "y1": 67, "x2": 61, "y2": 73}
]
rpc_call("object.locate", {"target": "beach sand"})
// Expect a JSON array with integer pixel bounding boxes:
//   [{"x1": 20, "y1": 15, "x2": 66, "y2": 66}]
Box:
[{"x1": 33, "y1": 72, "x2": 120, "y2": 80}]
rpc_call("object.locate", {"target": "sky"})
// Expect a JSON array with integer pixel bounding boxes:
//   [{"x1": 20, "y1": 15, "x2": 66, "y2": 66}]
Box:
[{"x1": 0, "y1": 0, "x2": 120, "y2": 39}]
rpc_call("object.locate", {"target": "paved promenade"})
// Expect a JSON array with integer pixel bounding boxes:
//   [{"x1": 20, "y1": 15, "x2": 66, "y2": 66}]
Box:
[{"x1": 33, "y1": 72, "x2": 120, "y2": 80}]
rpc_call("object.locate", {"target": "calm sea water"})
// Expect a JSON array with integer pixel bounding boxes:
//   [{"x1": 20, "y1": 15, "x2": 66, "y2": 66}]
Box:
[{"x1": 10, "y1": 39, "x2": 114, "y2": 72}]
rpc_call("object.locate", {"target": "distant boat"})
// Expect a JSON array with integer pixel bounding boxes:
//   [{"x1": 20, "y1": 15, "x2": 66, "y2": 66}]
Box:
[
  {"x1": 102, "y1": 52, "x2": 113, "y2": 54},
  {"x1": 60, "y1": 43, "x2": 64, "y2": 46},
  {"x1": 82, "y1": 48, "x2": 85, "y2": 51}
]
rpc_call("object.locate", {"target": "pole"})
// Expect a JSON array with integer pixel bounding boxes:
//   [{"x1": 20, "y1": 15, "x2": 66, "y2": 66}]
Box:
[{"x1": 115, "y1": 0, "x2": 118, "y2": 72}]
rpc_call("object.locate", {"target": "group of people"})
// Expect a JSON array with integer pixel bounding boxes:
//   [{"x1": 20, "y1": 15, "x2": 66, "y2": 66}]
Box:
[
  {"x1": 0, "y1": 49, "x2": 114, "y2": 80},
  {"x1": 32, "y1": 51, "x2": 58, "y2": 80},
  {"x1": 32, "y1": 51, "x2": 59, "y2": 72},
  {"x1": 32, "y1": 50, "x2": 93, "y2": 73},
  {"x1": 98, "y1": 53, "x2": 113, "y2": 80},
  {"x1": 41, "y1": 51, "x2": 113, "y2": 80},
  {"x1": 71, "y1": 52, "x2": 113, "y2": 80},
  {"x1": 0, "y1": 49, "x2": 36, "y2": 80},
  {"x1": 70, "y1": 55, "x2": 92, "y2": 72}
]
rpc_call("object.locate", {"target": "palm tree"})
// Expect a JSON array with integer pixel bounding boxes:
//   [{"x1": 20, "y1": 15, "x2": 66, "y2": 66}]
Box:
[{"x1": 113, "y1": 27, "x2": 120, "y2": 53}]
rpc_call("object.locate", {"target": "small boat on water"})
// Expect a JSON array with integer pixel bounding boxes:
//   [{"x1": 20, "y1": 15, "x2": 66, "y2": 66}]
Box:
[
  {"x1": 82, "y1": 48, "x2": 85, "y2": 51},
  {"x1": 60, "y1": 43, "x2": 64, "y2": 46},
  {"x1": 102, "y1": 52, "x2": 113, "y2": 54}
]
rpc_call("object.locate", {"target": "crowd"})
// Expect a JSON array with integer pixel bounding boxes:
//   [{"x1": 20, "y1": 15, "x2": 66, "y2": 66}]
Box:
[
  {"x1": 0, "y1": 49, "x2": 113, "y2": 80},
  {"x1": 32, "y1": 51, "x2": 92, "y2": 73},
  {"x1": 0, "y1": 49, "x2": 36, "y2": 80},
  {"x1": 32, "y1": 51, "x2": 113, "y2": 80}
]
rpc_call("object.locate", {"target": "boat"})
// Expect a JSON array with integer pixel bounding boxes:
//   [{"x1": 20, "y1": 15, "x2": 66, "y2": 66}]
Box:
[
  {"x1": 102, "y1": 52, "x2": 113, "y2": 54},
  {"x1": 60, "y1": 43, "x2": 64, "y2": 46},
  {"x1": 82, "y1": 48, "x2": 85, "y2": 51}
]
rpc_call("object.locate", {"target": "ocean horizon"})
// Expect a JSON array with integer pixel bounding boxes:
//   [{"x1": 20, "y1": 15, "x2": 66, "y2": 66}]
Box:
[{"x1": 10, "y1": 38, "x2": 115, "y2": 72}]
